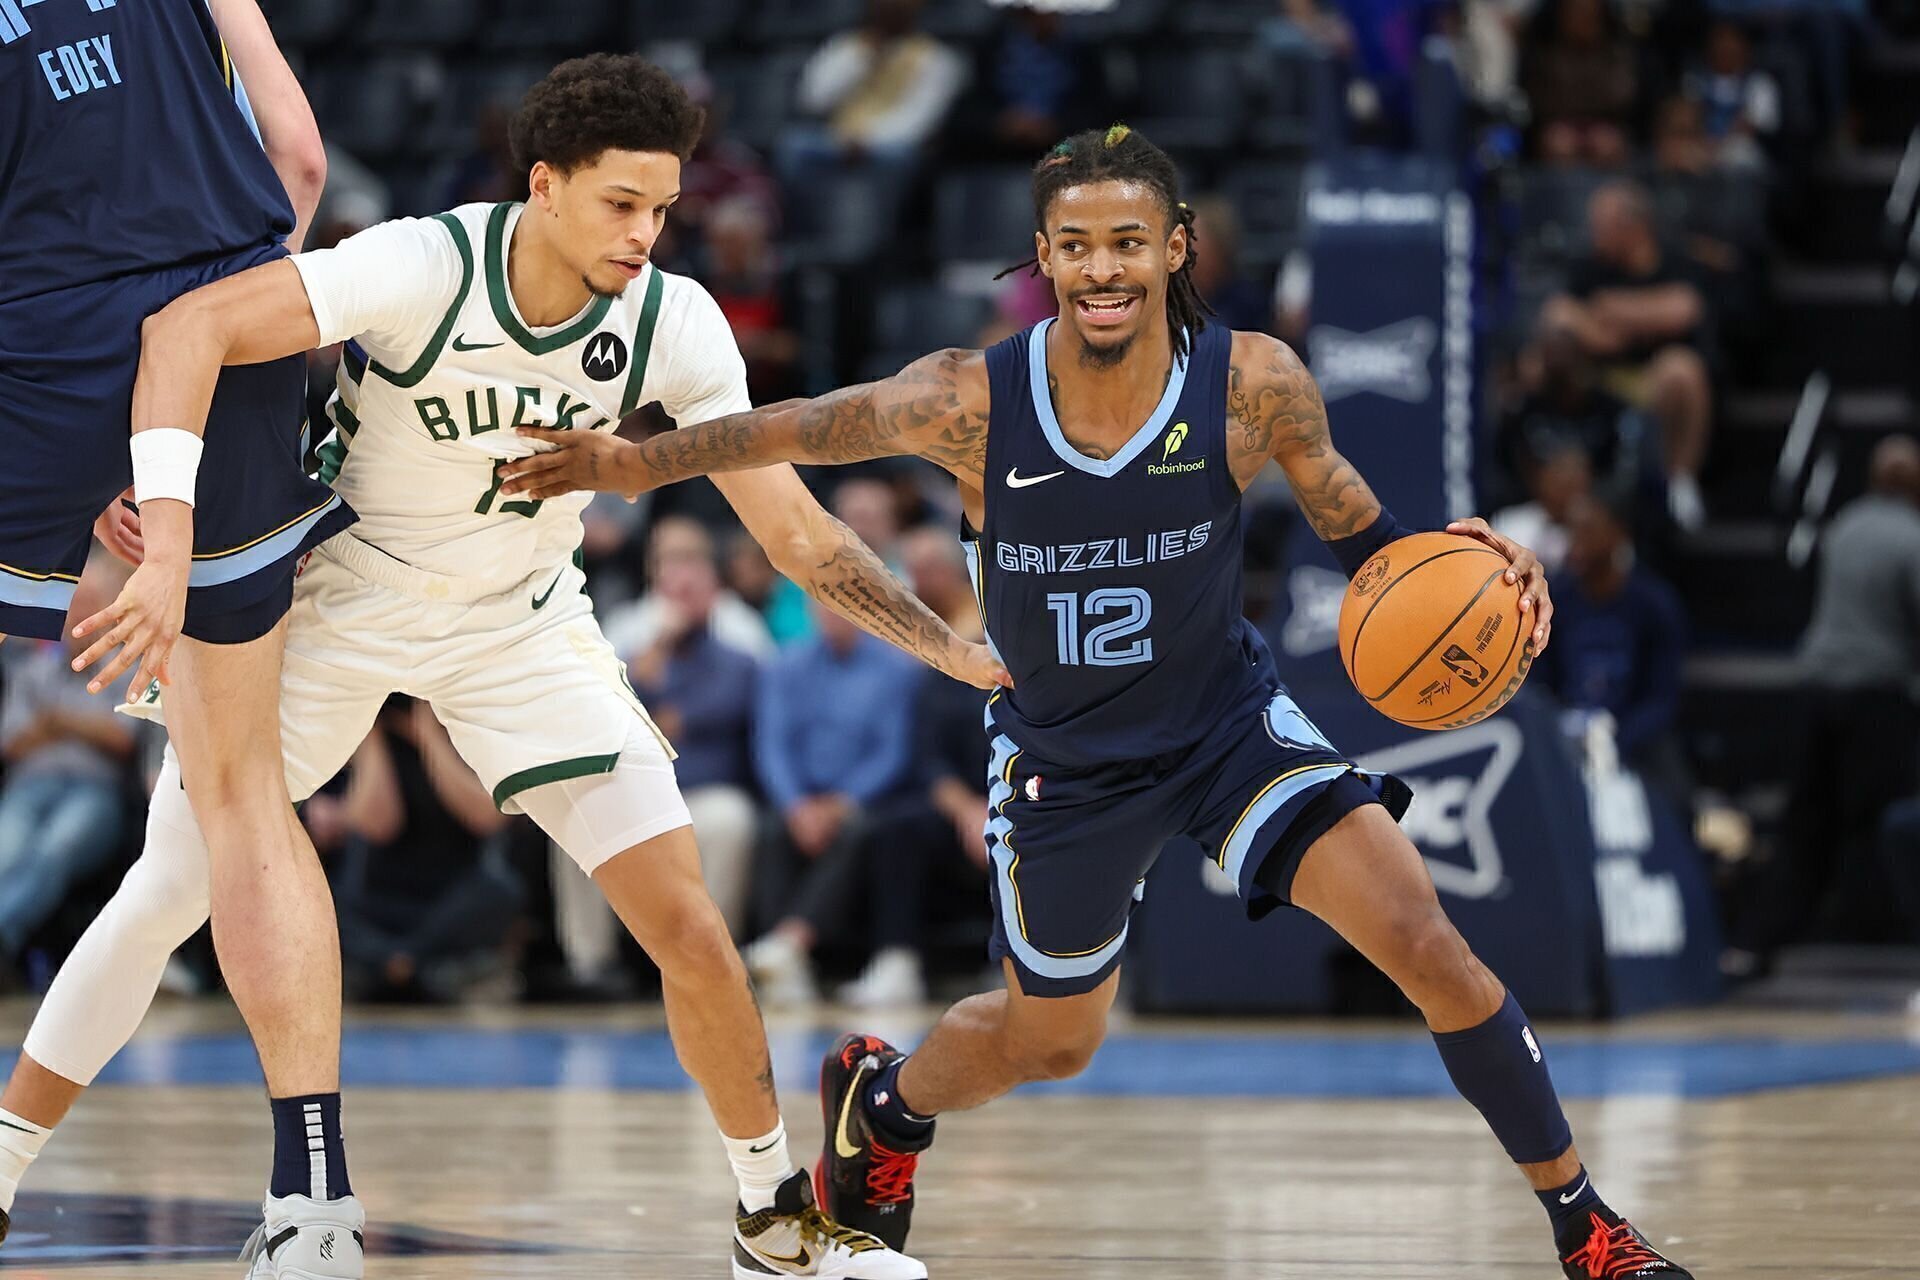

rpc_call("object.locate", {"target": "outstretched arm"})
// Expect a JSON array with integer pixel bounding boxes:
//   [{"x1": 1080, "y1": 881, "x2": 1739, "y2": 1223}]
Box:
[
  {"x1": 496, "y1": 348, "x2": 992, "y2": 500},
  {"x1": 1226, "y1": 331, "x2": 1553, "y2": 649},
  {"x1": 711, "y1": 466, "x2": 1007, "y2": 690},
  {"x1": 69, "y1": 259, "x2": 326, "y2": 696}
]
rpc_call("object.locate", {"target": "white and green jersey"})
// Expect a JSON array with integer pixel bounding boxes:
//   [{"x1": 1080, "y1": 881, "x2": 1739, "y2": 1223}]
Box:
[{"x1": 291, "y1": 201, "x2": 750, "y2": 593}]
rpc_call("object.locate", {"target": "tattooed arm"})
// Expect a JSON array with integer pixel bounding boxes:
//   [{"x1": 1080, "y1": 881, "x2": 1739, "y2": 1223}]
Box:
[
  {"x1": 1225, "y1": 331, "x2": 1383, "y2": 539},
  {"x1": 1225, "y1": 331, "x2": 1555, "y2": 646},
  {"x1": 710, "y1": 464, "x2": 1007, "y2": 691},
  {"x1": 497, "y1": 348, "x2": 993, "y2": 499}
]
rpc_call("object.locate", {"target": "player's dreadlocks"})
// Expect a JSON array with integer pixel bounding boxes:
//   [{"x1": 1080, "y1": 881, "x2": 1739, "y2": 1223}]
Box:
[
  {"x1": 510, "y1": 54, "x2": 705, "y2": 176},
  {"x1": 998, "y1": 124, "x2": 1213, "y2": 362}
]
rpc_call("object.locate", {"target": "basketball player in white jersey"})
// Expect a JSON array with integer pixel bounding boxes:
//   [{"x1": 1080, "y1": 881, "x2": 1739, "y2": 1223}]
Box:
[{"x1": 0, "y1": 56, "x2": 994, "y2": 1280}]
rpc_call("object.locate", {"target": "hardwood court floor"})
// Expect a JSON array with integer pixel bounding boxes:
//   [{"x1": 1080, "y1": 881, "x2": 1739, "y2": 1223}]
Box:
[{"x1": 2, "y1": 1001, "x2": 1916, "y2": 1278}]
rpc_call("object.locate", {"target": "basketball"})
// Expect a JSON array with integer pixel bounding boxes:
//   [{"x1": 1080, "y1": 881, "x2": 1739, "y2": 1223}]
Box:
[{"x1": 1338, "y1": 531, "x2": 1534, "y2": 730}]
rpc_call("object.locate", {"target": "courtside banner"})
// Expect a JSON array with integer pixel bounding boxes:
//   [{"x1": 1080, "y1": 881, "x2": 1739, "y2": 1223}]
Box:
[{"x1": 1264, "y1": 156, "x2": 1476, "y2": 681}]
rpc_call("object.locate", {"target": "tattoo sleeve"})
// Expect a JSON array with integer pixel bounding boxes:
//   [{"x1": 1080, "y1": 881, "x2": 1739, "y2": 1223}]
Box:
[
  {"x1": 791, "y1": 509, "x2": 966, "y2": 674},
  {"x1": 627, "y1": 349, "x2": 989, "y2": 488},
  {"x1": 1228, "y1": 338, "x2": 1382, "y2": 541}
]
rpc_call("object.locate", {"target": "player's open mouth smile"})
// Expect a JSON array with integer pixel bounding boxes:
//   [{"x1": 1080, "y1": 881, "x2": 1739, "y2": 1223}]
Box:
[
  {"x1": 611, "y1": 257, "x2": 646, "y2": 279},
  {"x1": 1074, "y1": 293, "x2": 1140, "y2": 326}
]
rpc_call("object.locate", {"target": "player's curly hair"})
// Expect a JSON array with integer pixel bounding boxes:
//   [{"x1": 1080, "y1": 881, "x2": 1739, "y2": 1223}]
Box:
[
  {"x1": 509, "y1": 54, "x2": 705, "y2": 176},
  {"x1": 997, "y1": 124, "x2": 1213, "y2": 361}
]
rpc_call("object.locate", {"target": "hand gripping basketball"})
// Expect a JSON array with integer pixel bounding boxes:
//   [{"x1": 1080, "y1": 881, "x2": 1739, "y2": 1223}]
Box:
[{"x1": 1337, "y1": 522, "x2": 1553, "y2": 731}]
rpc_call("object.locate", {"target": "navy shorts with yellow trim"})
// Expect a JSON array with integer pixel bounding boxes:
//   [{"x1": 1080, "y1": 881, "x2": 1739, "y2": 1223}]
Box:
[
  {"x1": 984, "y1": 686, "x2": 1411, "y2": 998},
  {"x1": 0, "y1": 242, "x2": 355, "y2": 643}
]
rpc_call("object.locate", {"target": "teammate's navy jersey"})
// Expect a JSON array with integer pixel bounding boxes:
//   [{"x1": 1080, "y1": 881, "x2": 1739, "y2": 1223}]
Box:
[
  {"x1": 0, "y1": 0, "x2": 293, "y2": 305},
  {"x1": 969, "y1": 318, "x2": 1277, "y2": 767}
]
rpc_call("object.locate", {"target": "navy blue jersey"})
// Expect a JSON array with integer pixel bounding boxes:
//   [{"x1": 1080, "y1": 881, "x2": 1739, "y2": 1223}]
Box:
[
  {"x1": 0, "y1": 0, "x2": 293, "y2": 305},
  {"x1": 969, "y1": 319, "x2": 1277, "y2": 767}
]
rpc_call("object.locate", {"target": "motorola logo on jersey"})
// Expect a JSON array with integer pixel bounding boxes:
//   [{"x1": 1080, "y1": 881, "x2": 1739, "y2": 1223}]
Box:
[{"x1": 581, "y1": 333, "x2": 628, "y2": 381}]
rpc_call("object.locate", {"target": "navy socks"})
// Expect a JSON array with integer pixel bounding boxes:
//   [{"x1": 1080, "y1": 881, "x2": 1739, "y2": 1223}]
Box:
[{"x1": 269, "y1": 1093, "x2": 351, "y2": 1201}]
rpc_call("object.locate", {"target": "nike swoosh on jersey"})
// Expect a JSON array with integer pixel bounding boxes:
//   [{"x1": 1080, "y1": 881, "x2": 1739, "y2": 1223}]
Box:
[
  {"x1": 451, "y1": 334, "x2": 503, "y2": 351},
  {"x1": 531, "y1": 572, "x2": 563, "y2": 610},
  {"x1": 1006, "y1": 467, "x2": 1066, "y2": 489}
]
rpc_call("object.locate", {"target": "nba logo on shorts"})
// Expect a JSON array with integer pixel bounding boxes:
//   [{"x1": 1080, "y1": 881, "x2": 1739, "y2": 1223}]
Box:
[{"x1": 1025, "y1": 775, "x2": 1042, "y2": 801}]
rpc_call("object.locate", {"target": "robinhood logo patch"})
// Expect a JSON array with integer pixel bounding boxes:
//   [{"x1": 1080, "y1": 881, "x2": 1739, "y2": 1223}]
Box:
[{"x1": 1147, "y1": 421, "x2": 1204, "y2": 476}]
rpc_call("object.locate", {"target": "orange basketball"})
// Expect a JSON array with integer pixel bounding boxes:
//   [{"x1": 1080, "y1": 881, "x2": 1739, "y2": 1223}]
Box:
[{"x1": 1337, "y1": 531, "x2": 1535, "y2": 730}]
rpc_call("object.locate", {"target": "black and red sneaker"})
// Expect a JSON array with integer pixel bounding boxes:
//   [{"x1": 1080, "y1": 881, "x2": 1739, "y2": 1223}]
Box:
[
  {"x1": 814, "y1": 1032, "x2": 934, "y2": 1253},
  {"x1": 1559, "y1": 1211, "x2": 1695, "y2": 1279}
]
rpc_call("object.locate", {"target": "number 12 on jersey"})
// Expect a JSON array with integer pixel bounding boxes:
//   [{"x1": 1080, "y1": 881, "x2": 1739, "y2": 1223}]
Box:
[{"x1": 1046, "y1": 588, "x2": 1153, "y2": 667}]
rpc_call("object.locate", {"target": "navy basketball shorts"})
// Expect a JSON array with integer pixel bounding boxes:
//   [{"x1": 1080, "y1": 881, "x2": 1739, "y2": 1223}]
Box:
[
  {"x1": 984, "y1": 687, "x2": 1412, "y2": 998},
  {"x1": 0, "y1": 242, "x2": 354, "y2": 643}
]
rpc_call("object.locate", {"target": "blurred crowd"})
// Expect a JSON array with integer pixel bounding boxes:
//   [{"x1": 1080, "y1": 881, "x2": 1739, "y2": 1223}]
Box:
[{"x1": 2, "y1": 0, "x2": 1918, "y2": 1008}]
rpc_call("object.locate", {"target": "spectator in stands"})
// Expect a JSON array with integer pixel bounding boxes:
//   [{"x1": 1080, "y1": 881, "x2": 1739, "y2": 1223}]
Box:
[
  {"x1": 838, "y1": 530, "x2": 993, "y2": 1007},
  {"x1": 704, "y1": 197, "x2": 801, "y2": 404},
  {"x1": 1538, "y1": 182, "x2": 1714, "y2": 530},
  {"x1": 832, "y1": 475, "x2": 905, "y2": 572},
  {"x1": 1492, "y1": 438, "x2": 1593, "y2": 576},
  {"x1": 1680, "y1": 20, "x2": 1780, "y2": 172},
  {"x1": 606, "y1": 516, "x2": 776, "y2": 662},
  {"x1": 1521, "y1": 0, "x2": 1638, "y2": 168},
  {"x1": 439, "y1": 103, "x2": 520, "y2": 208},
  {"x1": 1534, "y1": 494, "x2": 1689, "y2": 801},
  {"x1": 1189, "y1": 196, "x2": 1275, "y2": 336},
  {"x1": 724, "y1": 529, "x2": 816, "y2": 648},
  {"x1": 779, "y1": 0, "x2": 967, "y2": 186},
  {"x1": 961, "y1": 1, "x2": 1110, "y2": 159},
  {"x1": 328, "y1": 698, "x2": 523, "y2": 1002},
  {"x1": 0, "y1": 570, "x2": 138, "y2": 971},
  {"x1": 1727, "y1": 436, "x2": 1920, "y2": 974},
  {"x1": 741, "y1": 602, "x2": 924, "y2": 1005},
  {"x1": 673, "y1": 71, "x2": 782, "y2": 252},
  {"x1": 625, "y1": 517, "x2": 763, "y2": 937},
  {"x1": 1496, "y1": 323, "x2": 1662, "y2": 526},
  {"x1": 1651, "y1": 94, "x2": 1717, "y2": 176}
]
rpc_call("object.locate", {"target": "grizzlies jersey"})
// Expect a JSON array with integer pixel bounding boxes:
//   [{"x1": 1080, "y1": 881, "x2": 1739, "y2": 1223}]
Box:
[
  {"x1": 0, "y1": 0, "x2": 293, "y2": 305},
  {"x1": 295, "y1": 202, "x2": 750, "y2": 595},
  {"x1": 970, "y1": 319, "x2": 1277, "y2": 767}
]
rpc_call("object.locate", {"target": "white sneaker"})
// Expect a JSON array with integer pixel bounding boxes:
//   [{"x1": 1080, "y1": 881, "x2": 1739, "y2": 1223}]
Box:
[
  {"x1": 239, "y1": 1193, "x2": 364, "y2": 1279},
  {"x1": 734, "y1": 1170, "x2": 925, "y2": 1279},
  {"x1": 838, "y1": 949, "x2": 926, "y2": 1009},
  {"x1": 744, "y1": 933, "x2": 819, "y2": 1008}
]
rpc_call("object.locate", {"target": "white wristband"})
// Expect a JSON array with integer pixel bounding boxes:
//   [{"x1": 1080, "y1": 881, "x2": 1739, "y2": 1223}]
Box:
[{"x1": 130, "y1": 429, "x2": 204, "y2": 507}]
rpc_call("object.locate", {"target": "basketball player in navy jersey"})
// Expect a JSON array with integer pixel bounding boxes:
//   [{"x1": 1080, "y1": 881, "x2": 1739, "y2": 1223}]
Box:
[
  {"x1": 500, "y1": 126, "x2": 1694, "y2": 1279},
  {"x1": 0, "y1": 0, "x2": 363, "y2": 1267}
]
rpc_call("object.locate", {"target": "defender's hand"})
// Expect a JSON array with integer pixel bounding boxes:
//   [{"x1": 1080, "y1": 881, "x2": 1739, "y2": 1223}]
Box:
[
  {"x1": 947, "y1": 640, "x2": 1012, "y2": 692},
  {"x1": 94, "y1": 489, "x2": 144, "y2": 567},
  {"x1": 70, "y1": 554, "x2": 189, "y2": 697},
  {"x1": 1447, "y1": 517, "x2": 1553, "y2": 652},
  {"x1": 498, "y1": 429, "x2": 640, "y2": 500}
]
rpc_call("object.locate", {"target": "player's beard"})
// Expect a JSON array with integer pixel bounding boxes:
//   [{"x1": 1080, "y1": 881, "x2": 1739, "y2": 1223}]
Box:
[
  {"x1": 583, "y1": 270, "x2": 627, "y2": 300},
  {"x1": 1077, "y1": 327, "x2": 1135, "y2": 370}
]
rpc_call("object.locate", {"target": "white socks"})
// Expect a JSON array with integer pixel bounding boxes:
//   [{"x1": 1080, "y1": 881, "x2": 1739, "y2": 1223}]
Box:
[
  {"x1": 0, "y1": 1107, "x2": 51, "y2": 1212},
  {"x1": 723, "y1": 1122, "x2": 794, "y2": 1213}
]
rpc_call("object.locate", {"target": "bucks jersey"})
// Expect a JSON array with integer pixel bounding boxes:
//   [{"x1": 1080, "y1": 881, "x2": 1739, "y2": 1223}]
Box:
[
  {"x1": 0, "y1": 0, "x2": 293, "y2": 305},
  {"x1": 971, "y1": 318, "x2": 1276, "y2": 767},
  {"x1": 292, "y1": 202, "x2": 750, "y2": 594}
]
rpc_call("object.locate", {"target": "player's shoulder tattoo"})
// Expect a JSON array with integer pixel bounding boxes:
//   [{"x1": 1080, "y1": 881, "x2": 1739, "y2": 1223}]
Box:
[{"x1": 1225, "y1": 331, "x2": 1326, "y2": 488}]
